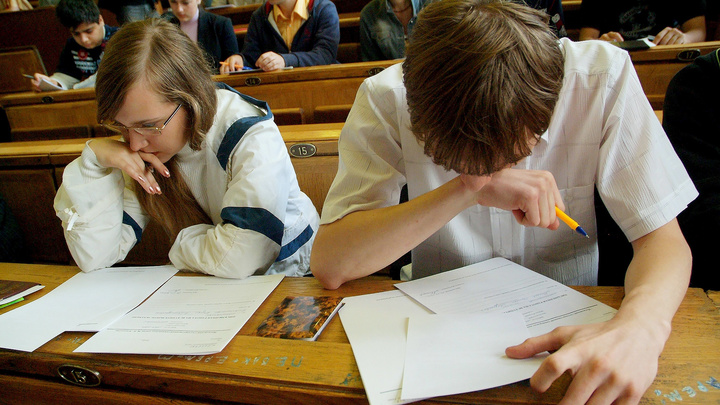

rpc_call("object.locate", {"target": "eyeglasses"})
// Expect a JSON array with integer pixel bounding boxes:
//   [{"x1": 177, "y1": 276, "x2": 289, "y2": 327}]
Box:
[{"x1": 102, "y1": 104, "x2": 182, "y2": 137}]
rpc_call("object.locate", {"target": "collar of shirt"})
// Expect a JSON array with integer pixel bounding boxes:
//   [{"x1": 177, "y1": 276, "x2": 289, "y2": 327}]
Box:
[{"x1": 273, "y1": 0, "x2": 309, "y2": 48}]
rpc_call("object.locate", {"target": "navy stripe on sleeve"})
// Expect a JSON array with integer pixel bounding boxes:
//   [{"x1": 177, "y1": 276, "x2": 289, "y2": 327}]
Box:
[
  {"x1": 122, "y1": 211, "x2": 142, "y2": 243},
  {"x1": 215, "y1": 83, "x2": 274, "y2": 170},
  {"x1": 221, "y1": 206, "x2": 284, "y2": 245},
  {"x1": 276, "y1": 224, "x2": 314, "y2": 262}
]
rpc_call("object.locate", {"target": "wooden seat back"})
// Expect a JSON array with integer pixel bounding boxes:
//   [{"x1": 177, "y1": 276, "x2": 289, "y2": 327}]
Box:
[{"x1": 0, "y1": 46, "x2": 47, "y2": 94}]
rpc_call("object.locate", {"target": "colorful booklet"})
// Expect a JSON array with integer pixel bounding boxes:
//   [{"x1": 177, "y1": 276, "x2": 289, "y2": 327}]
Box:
[
  {"x1": 254, "y1": 296, "x2": 344, "y2": 340},
  {"x1": 0, "y1": 280, "x2": 44, "y2": 307}
]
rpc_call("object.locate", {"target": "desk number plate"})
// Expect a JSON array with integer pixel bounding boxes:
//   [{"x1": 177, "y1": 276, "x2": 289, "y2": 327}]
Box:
[
  {"x1": 289, "y1": 143, "x2": 317, "y2": 158},
  {"x1": 57, "y1": 364, "x2": 102, "y2": 387}
]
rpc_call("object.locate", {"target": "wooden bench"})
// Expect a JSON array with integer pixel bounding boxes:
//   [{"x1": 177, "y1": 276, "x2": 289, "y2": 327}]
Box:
[
  {"x1": 0, "y1": 60, "x2": 397, "y2": 139},
  {"x1": 0, "y1": 123, "x2": 342, "y2": 266},
  {"x1": 630, "y1": 40, "x2": 720, "y2": 109},
  {"x1": 0, "y1": 45, "x2": 47, "y2": 95}
]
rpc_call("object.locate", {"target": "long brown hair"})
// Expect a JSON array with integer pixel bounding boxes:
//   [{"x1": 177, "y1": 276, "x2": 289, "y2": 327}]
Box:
[
  {"x1": 96, "y1": 19, "x2": 217, "y2": 241},
  {"x1": 403, "y1": 0, "x2": 564, "y2": 176}
]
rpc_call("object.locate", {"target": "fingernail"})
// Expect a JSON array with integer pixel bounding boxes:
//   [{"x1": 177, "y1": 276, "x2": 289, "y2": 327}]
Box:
[
  {"x1": 138, "y1": 176, "x2": 146, "y2": 183},
  {"x1": 155, "y1": 186, "x2": 162, "y2": 194},
  {"x1": 164, "y1": 169, "x2": 170, "y2": 177}
]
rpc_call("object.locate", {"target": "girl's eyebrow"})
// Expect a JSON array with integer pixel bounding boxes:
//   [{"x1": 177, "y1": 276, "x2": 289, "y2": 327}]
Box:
[{"x1": 115, "y1": 116, "x2": 164, "y2": 127}]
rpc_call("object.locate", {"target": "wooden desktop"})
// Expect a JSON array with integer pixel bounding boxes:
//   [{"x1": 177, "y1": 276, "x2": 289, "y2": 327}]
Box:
[{"x1": 1, "y1": 262, "x2": 718, "y2": 404}]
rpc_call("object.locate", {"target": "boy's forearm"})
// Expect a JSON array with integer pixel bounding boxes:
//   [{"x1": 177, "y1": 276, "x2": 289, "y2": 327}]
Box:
[
  {"x1": 616, "y1": 219, "x2": 691, "y2": 346},
  {"x1": 311, "y1": 177, "x2": 475, "y2": 289}
]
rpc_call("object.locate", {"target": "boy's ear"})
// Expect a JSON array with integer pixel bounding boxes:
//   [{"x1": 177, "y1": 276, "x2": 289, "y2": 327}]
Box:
[{"x1": 98, "y1": 15, "x2": 105, "y2": 26}]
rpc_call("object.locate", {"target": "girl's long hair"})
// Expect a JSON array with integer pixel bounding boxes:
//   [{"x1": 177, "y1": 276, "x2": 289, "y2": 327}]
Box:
[{"x1": 96, "y1": 19, "x2": 217, "y2": 241}]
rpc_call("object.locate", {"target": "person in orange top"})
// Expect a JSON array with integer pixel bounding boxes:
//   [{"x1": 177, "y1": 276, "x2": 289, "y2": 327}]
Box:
[{"x1": 240, "y1": 0, "x2": 339, "y2": 71}]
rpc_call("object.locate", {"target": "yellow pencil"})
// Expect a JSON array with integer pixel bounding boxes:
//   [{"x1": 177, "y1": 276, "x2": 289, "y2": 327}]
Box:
[{"x1": 555, "y1": 207, "x2": 589, "y2": 238}]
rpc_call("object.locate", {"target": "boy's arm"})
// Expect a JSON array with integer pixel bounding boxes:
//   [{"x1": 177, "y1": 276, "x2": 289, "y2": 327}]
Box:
[
  {"x1": 312, "y1": 170, "x2": 563, "y2": 289},
  {"x1": 679, "y1": 15, "x2": 706, "y2": 43},
  {"x1": 507, "y1": 219, "x2": 690, "y2": 404}
]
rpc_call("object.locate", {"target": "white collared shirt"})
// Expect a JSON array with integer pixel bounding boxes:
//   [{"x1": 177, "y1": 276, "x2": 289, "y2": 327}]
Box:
[{"x1": 320, "y1": 38, "x2": 698, "y2": 285}]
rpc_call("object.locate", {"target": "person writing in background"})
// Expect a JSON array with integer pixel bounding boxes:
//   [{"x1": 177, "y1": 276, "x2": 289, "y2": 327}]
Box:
[
  {"x1": 54, "y1": 19, "x2": 319, "y2": 279},
  {"x1": 163, "y1": 0, "x2": 244, "y2": 74},
  {"x1": 240, "y1": 0, "x2": 339, "y2": 71},
  {"x1": 579, "y1": 0, "x2": 706, "y2": 45},
  {"x1": 0, "y1": 0, "x2": 31, "y2": 11},
  {"x1": 311, "y1": 0, "x2": 696, "y2": 403},
  {"x1": 30, "y1": 0, "x2": 118, "y2": 91}
]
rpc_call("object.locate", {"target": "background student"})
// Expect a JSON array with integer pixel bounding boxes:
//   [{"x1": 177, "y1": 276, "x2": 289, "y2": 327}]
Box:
[
  {"x1": 359, "y1": 0, "x2": 427, "y2": 62},
  {"x1": 163, "y1": 0, "x2": 244, "y2": 74},
  {"x1": 663, "y1": 48, "x2": 720, "y2": 291},
  {"x1": 311, "y1": 1, "x2": 696, "y2": 404},
  {"x1": 240, "y1": 0, "x2": 339, "y2": 71},
  {"x1": 579, "y1": 0, "x2": 706, "y2": 45},
  {"x1": 54, "y1": 19, "x2": 319, "y2": 279},
  {"x1": 30, "y1": 0, "x2": 118, "y2": 91}
]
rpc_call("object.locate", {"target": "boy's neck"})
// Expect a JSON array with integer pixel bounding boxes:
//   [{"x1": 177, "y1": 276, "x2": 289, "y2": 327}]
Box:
[{"x1": 276, "y1": 0, "x2": 299, "y2": 18}]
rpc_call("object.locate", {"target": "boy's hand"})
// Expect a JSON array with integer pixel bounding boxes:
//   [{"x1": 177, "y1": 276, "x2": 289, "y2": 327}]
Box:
[
  {"x1": 220, "y1": 54, "x2": 244, "y2": 74},
  {"x1": 598, "y1": 31, "x2": 624, "y2": 42},
  {"x1": 461, "y1": 168, "x2": 563, "y2": 229},
  {"x1": 653, "y1": 27, "x2": 687, "y2": 45},
  {"x1": 30, "y1": 73, "x2": 60, "y2": 92},
  {"x1": 506, "y1": 315, "x2": 666, "y2": 405},
  {"x1": 88, "y1": 138, "x2": 169, "y2": 195},
  {"x1": 255, "y1": 52, "x2": 286, "y2": 72}
]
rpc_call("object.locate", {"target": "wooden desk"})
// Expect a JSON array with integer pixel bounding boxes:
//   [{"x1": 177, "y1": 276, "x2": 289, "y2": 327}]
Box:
[
  {"x1": 0, "y1": 60, "x2": 396, "y2": 138},
  {"x1": 1, "y1": 262, "x2": 719, "y2": 404}
]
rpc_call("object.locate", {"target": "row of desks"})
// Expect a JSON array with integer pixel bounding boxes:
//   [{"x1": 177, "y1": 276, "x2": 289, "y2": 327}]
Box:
[
  {"x1": 4, "y1": 40, "x2": 719, "y2": 141},
  {"x1": 0, "y1": 262, "x2": 718, "y2": 404}
]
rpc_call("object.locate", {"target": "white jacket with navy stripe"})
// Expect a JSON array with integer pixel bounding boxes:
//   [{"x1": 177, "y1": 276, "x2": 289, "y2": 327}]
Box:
[{"x1": 54, "y1": 84, "x2": 319, "y2": 278}]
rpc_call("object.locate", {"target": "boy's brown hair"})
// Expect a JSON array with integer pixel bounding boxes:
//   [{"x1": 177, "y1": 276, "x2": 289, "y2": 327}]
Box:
[
  {"x1": 403, "y1": 0, "x2": 564, "y2": 176},
  {"x1": 96, "y1": 19, "x2": 216, "y2": 241}
]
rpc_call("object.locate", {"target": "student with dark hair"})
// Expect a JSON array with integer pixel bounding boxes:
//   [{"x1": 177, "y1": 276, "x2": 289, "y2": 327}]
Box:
[
  {"x1": 311, "y1": 0, "x2": 697, "y2": 403},
  {"x1": 663, "y1": 49, "x2": 720, "y2": 291},
  {"x1": 579, "y1": 0, "x2": 706, "y2": 45},
  {"x1": 54, "y1": 19, "x2": 319, "y2": 278},
  {"x1": 240, "y1": 0, "x2": 339, "y2": 71},
  {"x1": 163, "y1": 0, "x2": 244, "y2": 74},
  {"x1": 30, "y1": 0, "x2": 119, "y2": 91}
]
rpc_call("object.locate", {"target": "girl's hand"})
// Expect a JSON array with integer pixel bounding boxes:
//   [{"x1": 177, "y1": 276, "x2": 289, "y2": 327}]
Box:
[{"x1": 88, "y1": 138, "x2": 169, "y2": 195}]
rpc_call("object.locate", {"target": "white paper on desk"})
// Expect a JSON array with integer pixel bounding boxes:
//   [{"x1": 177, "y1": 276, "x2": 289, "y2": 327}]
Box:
[
  {"x1": 37, "y1": 76, "x2": 63, "y2": 91},
  {"x1": 400, "y1": 312, "x2": 544, "y2": 401},
  {"x1": 0, "y1": 266, "x2": 178, "y2": 352},
  {"x1": 339, "y1": 290, "x2": 432, "y2": 405},
  {"x1": 395, "y1": 257, "x2": 617, "y2": 336},
  {"x1": 75, "y1": 274, "x2": 283, "y2": 355}
]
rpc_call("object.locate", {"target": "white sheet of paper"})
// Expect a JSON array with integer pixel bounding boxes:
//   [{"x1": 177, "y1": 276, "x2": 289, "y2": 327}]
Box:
[
  {"x1": 395, "y1": 257, "x2": 617, "y2": 335},
  {"x1": 75, "y1": 274, "x2": 283, "y2": 355},
  {"x1": 339, "y1": 290, "x2": 432, "y2": 405},
  {"x1": 0, "y1": 266, "x2": 178, "y2": 352},
  {"x1": 400, "y1": 312, "x2": 544, "y2": 401}
]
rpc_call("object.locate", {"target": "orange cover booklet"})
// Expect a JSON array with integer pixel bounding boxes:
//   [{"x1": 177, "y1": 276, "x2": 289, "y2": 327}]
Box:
[{"x1": 254, "y1": 296, "x2": 343, "y2": 340}]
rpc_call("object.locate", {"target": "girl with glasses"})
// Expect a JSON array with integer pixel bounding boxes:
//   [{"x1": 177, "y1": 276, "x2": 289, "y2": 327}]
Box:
[{"x1": 54, "y1": 18, "x2": 319, "y2": 279}]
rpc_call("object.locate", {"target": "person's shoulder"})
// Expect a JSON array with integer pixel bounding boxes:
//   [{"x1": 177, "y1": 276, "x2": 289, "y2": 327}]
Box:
[
  {"x1": 360, "y1": 0, "x2": 385, "y2": 18},
  {"x1": 311, "y1": 0, "x2": 338, "y2": 14},
  {"x1": 363, "y1": 62, "x2": 404, "y2": 94},
  {"x1": 560, "y1": 38, "x2": 630, "y2": 73},
  {"x1": 105, "y1": 25, "x2": 120, "y2": 37},
  {"x1": 202, "y1": 9, "x2": 232, "y2": 25}
]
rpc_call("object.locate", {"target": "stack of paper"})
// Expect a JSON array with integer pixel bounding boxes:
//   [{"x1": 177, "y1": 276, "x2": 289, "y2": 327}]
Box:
[{"x1": 339, "y1": 257, "x2": 617, "y2": 404}]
